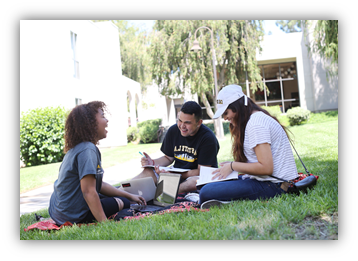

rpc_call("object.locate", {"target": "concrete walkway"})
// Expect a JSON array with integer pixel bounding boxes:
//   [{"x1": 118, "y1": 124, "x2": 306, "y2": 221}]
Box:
[{"x1": 20, "y1": 151, "x2": 164, "y2": 216}]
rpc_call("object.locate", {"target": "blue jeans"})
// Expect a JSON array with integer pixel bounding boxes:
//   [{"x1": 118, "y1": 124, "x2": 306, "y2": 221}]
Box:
[{"x1": 199, "y1": 176, "x2": 286, "y2": 204}]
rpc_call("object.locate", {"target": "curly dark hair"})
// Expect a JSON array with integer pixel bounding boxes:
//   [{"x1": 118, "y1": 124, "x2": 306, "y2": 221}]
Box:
[{"x1": 64, "y1": 101, "x2": 108, "y2": 153}]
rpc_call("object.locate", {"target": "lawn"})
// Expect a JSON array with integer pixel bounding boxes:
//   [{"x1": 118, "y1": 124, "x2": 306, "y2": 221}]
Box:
[
  {"x1": 20, "y1": 111, "x2": 338, "y2": 240},
  {"x1": 20, "y1": 142, "x2": 162, "y2": 193}
]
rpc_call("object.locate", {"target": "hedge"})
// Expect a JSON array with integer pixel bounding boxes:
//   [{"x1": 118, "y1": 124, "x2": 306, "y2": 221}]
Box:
[
  {"x1": 286, "y1": 107, "x2": 311, "y2": 126},
  {"x1": 20, "y1": 106, "x2": 68, "y2": 167},
  {"x1": 137, "y1": 118, "x2": 162, "y2": 144}
]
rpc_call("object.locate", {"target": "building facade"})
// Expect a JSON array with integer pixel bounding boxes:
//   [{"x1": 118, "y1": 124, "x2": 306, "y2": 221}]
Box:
[
  {"x1": 20, "y1": 20, "x2": 142, "y2": 148},
  {"x1": 253, "y1": 31, "x2": 338, "y2": 113}
]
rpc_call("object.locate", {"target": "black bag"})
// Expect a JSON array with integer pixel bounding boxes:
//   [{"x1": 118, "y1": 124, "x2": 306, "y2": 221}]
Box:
[{"x1": 273, "y1": 141, "x2": 318, "y2": 195}]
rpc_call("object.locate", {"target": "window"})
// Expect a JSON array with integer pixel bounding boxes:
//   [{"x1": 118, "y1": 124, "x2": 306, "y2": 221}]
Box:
[
  {"x1": 70, "y1": 31, "x2": 79, "y2": 79},
  {"x1": 240, "y1": 61, "x2": 300, "y2": 113},
  {"x1": 75, "y1": 98, "x2": 82, "y2": 106}
]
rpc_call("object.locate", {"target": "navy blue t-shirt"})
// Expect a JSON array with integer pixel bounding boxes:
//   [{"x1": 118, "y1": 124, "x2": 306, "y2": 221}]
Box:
[{"x1": 160, "y1": 124, "x2": 219, "y2": 169}]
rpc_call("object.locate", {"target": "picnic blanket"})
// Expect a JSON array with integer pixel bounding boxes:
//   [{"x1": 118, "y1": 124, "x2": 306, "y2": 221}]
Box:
[{"x1": 24, "y1": 201, "x2": 206, "y2": 232}]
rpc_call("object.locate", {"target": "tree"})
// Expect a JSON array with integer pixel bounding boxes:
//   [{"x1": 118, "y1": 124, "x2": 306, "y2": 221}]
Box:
[
  {"x1": 149, "y1": 20, "x2": 265, "y2": 135},
  {"x1": 276, "y1": 20, "x2": 303, "y2": 33},
  {"x1": 93, "y1": 20, "x2": 152, "y2": 92},
  {"x1": 276, "y1": 20, "x2": 338, "y2": 79},
  {"x1": 308, "y1": 20, "x2": 338, "y2": 79}
]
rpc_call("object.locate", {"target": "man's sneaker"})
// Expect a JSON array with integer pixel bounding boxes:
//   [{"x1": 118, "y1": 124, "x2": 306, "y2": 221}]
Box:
[
  {"x1": 200, "y1": 199, "x2": 231, "y2": 209},
  {"x1": 184, "y1": 193, "x2": 200, "y2": 203}
]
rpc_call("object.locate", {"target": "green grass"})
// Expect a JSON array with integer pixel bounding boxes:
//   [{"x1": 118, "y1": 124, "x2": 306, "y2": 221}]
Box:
[
  {"x1": 20, "y1": 142, "x2": 161, "y2": 193},
  {"x1": 20, "y1": 111, "x2": 338, "y2": 240}
]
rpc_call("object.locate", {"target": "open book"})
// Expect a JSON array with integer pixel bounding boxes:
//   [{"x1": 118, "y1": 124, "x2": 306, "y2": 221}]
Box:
[
  {"x1": 142, "y1": 165, "x2": 190, "y2": 173},
  {"x1": 196, "y1": 166, "x2": 238, "y2": 186}
]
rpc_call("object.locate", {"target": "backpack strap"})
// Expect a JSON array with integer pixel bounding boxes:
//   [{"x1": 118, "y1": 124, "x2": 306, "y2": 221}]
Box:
[
  {"x1": 271, "y1": 139, "x2": 316, "y2": 193},
  {"x1": 289, "y1": 139, "x2": 311, "y2": 175}
]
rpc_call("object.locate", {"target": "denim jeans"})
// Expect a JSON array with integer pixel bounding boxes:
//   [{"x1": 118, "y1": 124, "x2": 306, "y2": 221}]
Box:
[{"x1": 199, "y1": 176, "x2": 286, "y2": 204}]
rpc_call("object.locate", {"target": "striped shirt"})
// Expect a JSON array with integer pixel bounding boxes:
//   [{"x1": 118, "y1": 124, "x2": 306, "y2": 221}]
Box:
[{"x1": 241, "y1": 111, "x2": 298, "y2": 182}]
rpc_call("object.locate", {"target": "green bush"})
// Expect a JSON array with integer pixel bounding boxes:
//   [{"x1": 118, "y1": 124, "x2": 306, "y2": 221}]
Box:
[
  {"x1": 137, "y1": 118, "x2": 162, "y2": 144},
  {"x1": 204, "y1": 121, "x2": 231, "y2": 135},
  {"x1": 286, "y1": 107, "x2": 311, "y2": 126},
  {"x1": 126, "y1": 126, "x2": 138, "y2": 142},
  {"x1": 261, "y1": 105, "x2": 282, "y2": 118},
  {"x1": 20, "y1": 106, "x2": 69, "y2": 167}
]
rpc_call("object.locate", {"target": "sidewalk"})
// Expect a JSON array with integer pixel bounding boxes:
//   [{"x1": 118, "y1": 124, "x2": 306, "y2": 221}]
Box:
[{"x1": 20, "y1": 151, "x2": 164, "y2": 216}]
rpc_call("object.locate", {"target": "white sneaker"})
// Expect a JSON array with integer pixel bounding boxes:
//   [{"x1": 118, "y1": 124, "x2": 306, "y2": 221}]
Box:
[
  {"x1": 184, "y1": 193, "x2": 200, "y2": 203},
  {"x1": 200, "y1": 199, "x2": 231, "y2": 209}
]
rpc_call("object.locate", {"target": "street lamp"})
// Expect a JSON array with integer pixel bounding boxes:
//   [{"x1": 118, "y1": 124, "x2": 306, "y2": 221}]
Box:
[{"x1": 190, "y1": 26, "x2": 224, "y2": 140}]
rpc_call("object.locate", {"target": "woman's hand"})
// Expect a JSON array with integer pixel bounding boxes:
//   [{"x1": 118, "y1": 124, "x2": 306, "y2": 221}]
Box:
[
  {"x1": 141, "y1": 152, "x2": 155, "y2": 166},
  {"x1": 130, "y1": 194, "x2": 147, "y2": 205},
  {"x1": 219, "y1": 161, "x2": 231, "y2": 167},
  {"x1": 212, "y1": 162, "x2": 233, "y2": 180}
]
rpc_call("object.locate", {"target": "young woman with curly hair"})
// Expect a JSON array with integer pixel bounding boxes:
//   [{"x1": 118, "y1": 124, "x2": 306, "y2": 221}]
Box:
[
  {"x1": 199, "y1": 85, "x2": 299, "y2": 209},
  {"x1": 49, "y1": 101, "x2": 146, "y2": 225}
]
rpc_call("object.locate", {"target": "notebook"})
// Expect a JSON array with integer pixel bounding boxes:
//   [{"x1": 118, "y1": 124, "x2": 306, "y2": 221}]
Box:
[
  {"x1": 196, "y1": 166, "x2": 238, "y2": 186},
  {"x1": 121, "y1": 177, "x2": 157, "y2": 202},
  {"x1": 141, "y1": 165, "x2": 190, "y2": 173},
  {"x1": 130, "y1": 173, "x2": 182, "y2": 213}
]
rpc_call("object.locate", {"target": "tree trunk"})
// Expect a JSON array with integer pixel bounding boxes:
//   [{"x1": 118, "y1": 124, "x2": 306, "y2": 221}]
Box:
[
  {"x1": 201, "y1": 92, "x2": 214, "y2": 118},
  {"x1": 201, "y1": 92, "x2": 225, "y2": 140}
]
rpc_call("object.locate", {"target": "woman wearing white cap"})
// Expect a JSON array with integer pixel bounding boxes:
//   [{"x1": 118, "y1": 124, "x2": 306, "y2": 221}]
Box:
[{"x1": 199, "y1": 84, "x2": 299, "y2": 209}]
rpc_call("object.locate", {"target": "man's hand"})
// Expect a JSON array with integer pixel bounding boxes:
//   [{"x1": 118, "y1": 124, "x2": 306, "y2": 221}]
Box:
[{"x1": 141, "y1": 152, "x2": 155, "y2": 166}]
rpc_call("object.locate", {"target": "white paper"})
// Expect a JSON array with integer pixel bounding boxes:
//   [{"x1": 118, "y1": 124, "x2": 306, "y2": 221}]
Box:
[
  {"x1": 197, "y1": 166, "x2": 238, "y2": 186},
  {"x1": 141, "y1": 165, "x2": 190, "y2": 173}
]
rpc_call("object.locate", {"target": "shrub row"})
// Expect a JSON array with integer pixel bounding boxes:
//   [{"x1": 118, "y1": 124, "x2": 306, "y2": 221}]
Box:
[
  {"x1": 20, "y1": 106, "x2": 69, "y2": 167},
  {"x1": 127, "y1": 118, "x2": 162, "y2": 144},
  {"x1": 21, "y1": 104, "x2": 311, "y2": 167}
]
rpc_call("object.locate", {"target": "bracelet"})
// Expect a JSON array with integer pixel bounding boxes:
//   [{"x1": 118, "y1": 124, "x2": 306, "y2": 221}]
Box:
[{"x1": 231, "y1": 161, "x2": 234, "y2": 171}]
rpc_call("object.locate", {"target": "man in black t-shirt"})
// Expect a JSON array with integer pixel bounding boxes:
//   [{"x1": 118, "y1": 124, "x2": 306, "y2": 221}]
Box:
[{"x1": 132, "y1": 101, "x2": 220, "y2": 194}]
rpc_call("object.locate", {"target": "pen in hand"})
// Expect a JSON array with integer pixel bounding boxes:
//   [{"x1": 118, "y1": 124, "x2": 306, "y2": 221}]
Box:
[{"x1": 139, "y1": 152, "x2": 155, "y2": 166}]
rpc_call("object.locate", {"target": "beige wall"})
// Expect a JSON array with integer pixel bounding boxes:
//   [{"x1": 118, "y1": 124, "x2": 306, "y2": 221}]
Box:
[{"x1": 257, "y1": 31, "x2": 338, "y2": 112}]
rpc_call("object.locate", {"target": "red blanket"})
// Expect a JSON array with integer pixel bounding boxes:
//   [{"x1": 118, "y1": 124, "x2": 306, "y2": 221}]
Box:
[{"x1": 24, "y1": 201, "x2": 207, "y2": 232}]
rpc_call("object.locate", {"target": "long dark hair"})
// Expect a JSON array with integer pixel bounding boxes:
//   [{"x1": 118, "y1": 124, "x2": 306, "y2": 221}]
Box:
[
  {"x1": 228, "y1": 97, "x2": 292, "y2": 163},
  {"x1": 64, "y1": 101, "x2": 108, "y2": 153}
]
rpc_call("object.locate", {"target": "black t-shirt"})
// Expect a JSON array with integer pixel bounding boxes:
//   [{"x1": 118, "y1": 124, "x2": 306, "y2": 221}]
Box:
[{"x1": 160, "y1": 124, "x2": 219, "y2": 169}]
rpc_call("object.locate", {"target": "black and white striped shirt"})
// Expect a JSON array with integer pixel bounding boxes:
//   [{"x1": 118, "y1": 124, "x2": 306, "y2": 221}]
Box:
[{"x1": 242, "y1": 111, "x2": 298, "y2": 182}]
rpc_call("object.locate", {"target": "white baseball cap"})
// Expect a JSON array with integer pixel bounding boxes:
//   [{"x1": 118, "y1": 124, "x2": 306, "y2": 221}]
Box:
[{"x1": 213, "y1": 84, "x2": 248, "y2": 119}]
